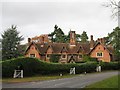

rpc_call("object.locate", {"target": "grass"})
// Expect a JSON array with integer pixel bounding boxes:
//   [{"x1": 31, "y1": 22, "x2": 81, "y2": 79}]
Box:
[
  {"x1": 2, "y1": 74, "x2": 78, "y2": 83},
  {"x1": 85, "y1": 75, "x2": 119, "y2": 88}
]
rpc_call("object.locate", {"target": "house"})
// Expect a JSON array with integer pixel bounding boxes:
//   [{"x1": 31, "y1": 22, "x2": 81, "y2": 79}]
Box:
[{"x1": 25, "y1": 31, "x2": 114, "y2": 63}]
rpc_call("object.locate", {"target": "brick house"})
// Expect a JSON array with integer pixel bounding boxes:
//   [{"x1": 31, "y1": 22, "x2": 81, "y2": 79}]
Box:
[{"x1": 25, "y1": 31, "x2": 114, "y2": 63}]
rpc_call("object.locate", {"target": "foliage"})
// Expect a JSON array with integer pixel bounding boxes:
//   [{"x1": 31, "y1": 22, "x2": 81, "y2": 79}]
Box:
[
  {"x1": 49, "y1": 54, "x2": 60, "y2": 63},
  {"x1": 99, "y1": 62, "x2": 119, "y2": 70},
  {"x1": 106, "y1": 27, "x2": 120, "y2": 60},
  {"x1": 49, "y1": 25, "x2": 66, "y2": 43},
  {"x1": 2, "y1": 57, "x2": 98, "y2": 77},
  {"x1": 1, "y1": 25, "x2": 24, "y2": 60},
  {"x1": 80, "y1": 31, "x2": 88, "y2": 43},
  {"x1": 49, "y1": 25, "x2": 86, "y2": 43},
  {"x1": 83, "y1": 55, "x2": 97, "y2": 62}
]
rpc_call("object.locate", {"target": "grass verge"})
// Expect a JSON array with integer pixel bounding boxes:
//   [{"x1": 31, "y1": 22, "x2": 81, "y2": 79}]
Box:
[
  {"x1": 2, "y1": 74, "x2": 78, "y2": 83},
  {"x1": 85, "y1": 75, "x2": 119, "y2": 88}
]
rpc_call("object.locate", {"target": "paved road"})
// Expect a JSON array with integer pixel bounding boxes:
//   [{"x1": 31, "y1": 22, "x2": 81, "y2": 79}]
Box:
[{"x1": 2, "y1": 71, "x2": 118, "y2": 88}]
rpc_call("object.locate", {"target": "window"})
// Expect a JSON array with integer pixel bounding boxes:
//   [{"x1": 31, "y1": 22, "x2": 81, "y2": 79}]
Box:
[
  {"x1": 96, "y1": 52, "x2": 103, "y2": 57},
  {"x1": 62, "y1": 55, "x2": 67, "y2": 59},
  {"x1": 46, "y1": 54, "x2": 50, "y2": 59},
  {"x1": 30, "y1": 54, "x2": 35, "y2": 58},
  {"x1": 78, "y1": 55, "x2": 82, "y2": 58}
]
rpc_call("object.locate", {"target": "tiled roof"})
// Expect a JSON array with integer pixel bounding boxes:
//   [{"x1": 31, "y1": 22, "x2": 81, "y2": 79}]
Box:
[
  {"x1": 26, "y1": 42, "x2": 90, "y2": 54},
  {"x1": 25, "y1": 41, "x2": 114, "y2": 55}
]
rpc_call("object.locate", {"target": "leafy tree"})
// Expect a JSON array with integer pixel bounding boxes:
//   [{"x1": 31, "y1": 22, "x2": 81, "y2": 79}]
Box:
[
  {"x1": 80, "y1": 31, "x2": 88, "y2": 43},
  {"x1": 106, "y1": 26, "x2": 120, "y2": 60},
  {"x1": 49, "y1": 25, "x2": 65, "y2": 43},
  {"x1": 2, "y1": 25, "x2": 24, "y2": 60}
]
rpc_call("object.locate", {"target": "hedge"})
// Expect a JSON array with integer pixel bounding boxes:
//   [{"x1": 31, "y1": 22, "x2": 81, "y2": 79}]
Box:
[
  {"x1": 99, "y1": 62, "x2": 119, "y2": 70},
  {"x1": 2, "y1": 57, "x2": 98, "y2": 77},
  {"x1": 2, "y1": 57, "x2": 119, "y2": 78}
]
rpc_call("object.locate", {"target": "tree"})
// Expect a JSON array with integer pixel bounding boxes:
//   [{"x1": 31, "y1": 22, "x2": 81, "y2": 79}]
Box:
[
  {"x1": 2, "y1": 25, "x2": 24, "y2": 60},
  {"x1": 49, "y1": 25, "x2": 66, "y2": 43},
  {"x1": 80, "y1": 31, "x2": 88, "y2": 43},
  {"x1": 103, "y1": 0, "x2": 120, "y2": 19},
  {"x1": 106, "y1": 27, "x2": 120, "y2": 60}
]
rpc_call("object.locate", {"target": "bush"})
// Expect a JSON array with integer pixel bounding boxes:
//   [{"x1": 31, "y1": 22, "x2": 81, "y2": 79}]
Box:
[
  {"x1": 2, "y1": 57, "x2": 98, "y2": 77},
  {"x1": 49, "y1": 54, "x2": 60, "y2": 63},
  {"x1": 99, "y1": 62, "x2": 119, "y2": 70},
  {"x1": 83, "y1": 55, "x2": 97, "y2": 62}
]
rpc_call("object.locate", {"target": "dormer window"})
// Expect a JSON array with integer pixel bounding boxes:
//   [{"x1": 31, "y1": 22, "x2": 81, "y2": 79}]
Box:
[{"x1": 96, "y1": 52, "x2": 103, "y2": 57}]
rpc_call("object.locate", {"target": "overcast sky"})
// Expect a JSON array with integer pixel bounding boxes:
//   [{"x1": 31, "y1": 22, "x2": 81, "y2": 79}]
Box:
[{"x1": 1, "y1": 0, "x2": 119, "y2": 44}]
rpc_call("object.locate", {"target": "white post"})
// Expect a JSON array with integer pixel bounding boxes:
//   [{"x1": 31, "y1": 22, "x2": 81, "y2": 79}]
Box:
[
  {"x1": 98, "y1": 66, "x2": 101, "y2": 72},
  {"x1": 21, "y1": 70, "x2": 23, "y2": 78}
]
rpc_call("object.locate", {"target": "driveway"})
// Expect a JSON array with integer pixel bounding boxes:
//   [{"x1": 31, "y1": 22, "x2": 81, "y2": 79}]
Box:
[{"x1": 2, "y1": 71, "x2": 118, "y2": 89}]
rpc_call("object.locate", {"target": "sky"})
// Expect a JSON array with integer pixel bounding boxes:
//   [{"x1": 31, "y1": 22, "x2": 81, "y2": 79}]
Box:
[{"x1": 0, "y1": 0, "x2": 119, "y2": 44}]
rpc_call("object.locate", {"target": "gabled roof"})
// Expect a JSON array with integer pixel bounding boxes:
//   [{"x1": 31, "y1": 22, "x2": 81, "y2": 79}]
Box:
[
  {"x1": 25, "y1": 41, "x2": 113, "y2": 55},
  {"x1": 89, "y1": 42, "x2": 113, "y2": 55}
]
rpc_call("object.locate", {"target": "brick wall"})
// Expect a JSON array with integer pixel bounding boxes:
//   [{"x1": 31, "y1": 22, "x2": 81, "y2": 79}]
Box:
[{"x1": 90, "y1": 44, "x2": 111, "y2": 62}]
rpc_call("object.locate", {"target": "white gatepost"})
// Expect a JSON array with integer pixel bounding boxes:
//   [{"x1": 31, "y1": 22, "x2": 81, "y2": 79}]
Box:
[{"x1": 96, "y1": 65, "x2": 101, "y2": 72}]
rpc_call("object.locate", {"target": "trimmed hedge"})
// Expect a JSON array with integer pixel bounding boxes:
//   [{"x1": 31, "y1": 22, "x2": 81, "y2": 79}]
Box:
[
  {"x1": 2, "y1": 57, "x2": 119, "y2": 78},
  {"x1": 2, "y1": 57, "x2": 98, "y2": 77},
  {"x1": 99, "y1": 62, "x2": 119, "y2": 70}
]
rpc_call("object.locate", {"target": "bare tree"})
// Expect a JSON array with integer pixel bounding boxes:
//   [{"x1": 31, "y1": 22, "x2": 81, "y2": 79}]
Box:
[{"x1": 103, "y1": 0, "x2": 120, "y2": 19}]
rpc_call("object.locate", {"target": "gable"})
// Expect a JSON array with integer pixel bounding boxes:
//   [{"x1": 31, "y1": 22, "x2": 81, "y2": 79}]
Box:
[
  {"x1": 46, "y1": 46, "x2": 53, "y2": 54},
  {"x1": 89, "y1": 42, "x2": 112, "y2": 55},
  {"x1": 77, "y1": 46, "x2": 84, "y2": 53},
  {"x1": 90, "y1": 43, "x2": 110, "y2": 55},
  {"x1": 61, "y1": 47, "x2": 68, "y2": 53}
]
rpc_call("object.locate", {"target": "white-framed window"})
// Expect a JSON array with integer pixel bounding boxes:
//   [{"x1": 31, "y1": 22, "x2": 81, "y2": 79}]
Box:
[
  {"x1": 96, "y1": 52, "x2": 103, "y2": 57},
  {"x1": 46, "y1": 54, "x2": 50, "y2": 59},
  {"x1": 62, "y1": 54, "x2": 67, "y2": 59},
  {"x1": 78, "y1": 54, "x2": 82, "y2": 58},
  {"x1": 29, "y1": 54, "x2": 36, "y2": 58}
]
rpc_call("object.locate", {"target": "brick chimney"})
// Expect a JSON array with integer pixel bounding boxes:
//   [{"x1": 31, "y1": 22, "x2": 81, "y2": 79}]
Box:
[
  {"x1": 28, "y1": 38, "x2": 31, "y2": 43},
  {"x1": 101, "y1": 38, "x2": 105, "y2": 45},
  {"x1": 70, "y1": 31, "x2": 76, "y2": 46},
  {"x1": 97, "y1": 38, "x2": 105, "y2": 45},
  {"x1": 90, "y1": 35, "x2": 94, "y2": 49}
]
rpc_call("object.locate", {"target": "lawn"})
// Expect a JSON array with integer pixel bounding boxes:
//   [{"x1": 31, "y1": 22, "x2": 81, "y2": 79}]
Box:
[
  {"x1": 85, "y1": 75, "x2": 119, "y2": 88},
  {"x1": 2, "y1": 74, "x2": 78, "y2": 83}
]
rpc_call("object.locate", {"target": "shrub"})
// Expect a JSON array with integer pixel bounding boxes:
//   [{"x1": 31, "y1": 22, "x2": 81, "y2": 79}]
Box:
[
  {"x1": 49, "y1": 54, "x2": 60, "y2": 63},
  {"x1": 99, "y1": 62, "x2": 119, "y2": 70},
  {"x1": 2, "y1": 57, "x2": 98, "y2": 77}
]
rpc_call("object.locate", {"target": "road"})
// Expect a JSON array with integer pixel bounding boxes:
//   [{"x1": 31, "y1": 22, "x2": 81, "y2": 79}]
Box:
[{"x1": 2, "y1": 71, "x2": 118, "y2": 89}]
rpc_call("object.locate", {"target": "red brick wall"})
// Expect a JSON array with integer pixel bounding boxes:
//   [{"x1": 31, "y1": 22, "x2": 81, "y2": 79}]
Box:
[
  {"x1": 90, "y1": 44, "x2": 111, "y2": 62},
  {"x1": 25, "y1": 45, "x2": 41, "y2": 59}
]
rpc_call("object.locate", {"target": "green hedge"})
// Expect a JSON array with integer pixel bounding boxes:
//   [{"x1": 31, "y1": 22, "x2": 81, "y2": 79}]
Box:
[
  {"x1": 99, "y1": 62, "x2": 119, "y2": 70},
  {"x1": 2, "y1": 57, "x2": 98, "y2": 77},
  {"x1": 2, "y1": 57, "x2": 119, "y2": 78}
]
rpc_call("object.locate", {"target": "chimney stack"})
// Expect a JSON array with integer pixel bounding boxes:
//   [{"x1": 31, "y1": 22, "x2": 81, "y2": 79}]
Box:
[
  {"x1": 90, "y1": 35, "x2": 94, "y2": 49},
  {"x1": 28, "y1": 38, "x2": 31, "y2": 43},
  {"x1": 97, "y1": 38, "x2": 105, "y2": 45},
  {"x1": 70, "y1": 31, "x2": 76, "y2": 46}
]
